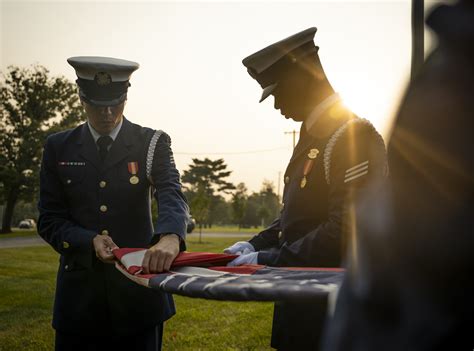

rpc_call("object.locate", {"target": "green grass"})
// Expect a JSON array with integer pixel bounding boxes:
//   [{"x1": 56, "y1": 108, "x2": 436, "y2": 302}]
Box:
[
  {"x1": 0, "y1": 237, "x2": 273, "y2": 350},
  {"x1": 194, "y1": 225, "x2": 264, "y2": 234},
  {"x1": 0, "y1": 226, "x2": 263, "y2": 239}
]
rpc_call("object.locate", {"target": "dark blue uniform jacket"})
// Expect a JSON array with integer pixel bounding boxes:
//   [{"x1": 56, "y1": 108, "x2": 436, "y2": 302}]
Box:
[
  {"x1": 250, "y1": 108, "x2": 387, "y2": 268},
  {"x1": 37, "y1": 117, "x2": 188, "y2": 335}
]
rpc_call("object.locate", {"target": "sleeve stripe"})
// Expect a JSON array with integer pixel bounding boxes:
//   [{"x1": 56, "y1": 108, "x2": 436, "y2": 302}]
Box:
[
  {"x1": 345, "y1": 160, "x2": 369, "y2": 173},
  {"x1": 344, "y1": 170, "x2": 369, "y2": 183},
  {"x1": 345, "y1": 165, "x2": 369, "y2": 178}
]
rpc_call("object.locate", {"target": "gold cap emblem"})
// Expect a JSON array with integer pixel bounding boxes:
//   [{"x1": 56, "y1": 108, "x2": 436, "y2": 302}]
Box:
[{"x1": 94, "y1": 72, "x2": 112, "y2": 86}]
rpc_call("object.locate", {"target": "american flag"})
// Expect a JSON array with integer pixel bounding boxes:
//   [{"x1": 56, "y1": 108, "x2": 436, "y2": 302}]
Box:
[{"x1": 114, "y1": 248, "x2": 344, "y2": 302}]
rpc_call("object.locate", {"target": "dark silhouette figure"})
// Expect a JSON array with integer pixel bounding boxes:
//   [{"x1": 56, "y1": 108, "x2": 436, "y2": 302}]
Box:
[{"x1": 323, "y1": 2, "x2": 474, "y2": 350}]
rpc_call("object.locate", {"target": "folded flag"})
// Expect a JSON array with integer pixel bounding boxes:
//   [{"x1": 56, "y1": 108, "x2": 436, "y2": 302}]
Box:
[
  {"x1": 114, "y1": 248, "x2": 344, "y2": 302},
  {"x1": 113, "y1": 248, "x2": 239, "y2": 275}
]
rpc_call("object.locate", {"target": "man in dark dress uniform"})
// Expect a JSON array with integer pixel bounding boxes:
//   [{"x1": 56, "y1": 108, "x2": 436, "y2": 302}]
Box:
[
  {"x1": 225, "y1": 28, "x2": 387, "y2": 350},
  {"x1": 323, "y1": 2, "x2": 474, "y2": 350},
  {"x1": 37, "y1": 56, "x2": 189, "y2": 351}
]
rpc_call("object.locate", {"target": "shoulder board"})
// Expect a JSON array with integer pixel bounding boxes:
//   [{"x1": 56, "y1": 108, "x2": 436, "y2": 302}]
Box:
[
  {"x1": 146, "y1": 130, "x2": 164, "y2": 184},
  {"x1": 323, "y1": 118, "x2": 381, "y2": 184}
]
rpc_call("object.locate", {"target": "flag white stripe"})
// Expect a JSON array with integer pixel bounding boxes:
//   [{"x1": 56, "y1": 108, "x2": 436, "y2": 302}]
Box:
[
  {"x1": 178, "y1": 276, "x2": 200, "y2": 290},
  {"x1": 120, "y1": 250, "x2": 146, "y2": 269},
  {"x1": 345, "y1": 160, "x2": 369, "y2": 173},
  {"x1": 345, "y1": 165, "x2": 369, "y2": 178},
  {"x1": 344, "y1": 170, "x2": 369, "y2": 183}
]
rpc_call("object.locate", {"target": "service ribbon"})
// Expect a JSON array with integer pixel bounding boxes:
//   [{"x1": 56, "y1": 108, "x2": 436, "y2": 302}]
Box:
[{"x1": 128, "y1": 162, "x2": 138, "y2": 175}]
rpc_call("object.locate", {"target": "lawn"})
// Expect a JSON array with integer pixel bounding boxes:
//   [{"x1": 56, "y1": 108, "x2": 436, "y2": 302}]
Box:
[
  {"x1": 0, "y1": 237, "x2": 273, "y2": 350},
  {"x1": 0, "y1": 225, "x2": 264, "y2": 239}
]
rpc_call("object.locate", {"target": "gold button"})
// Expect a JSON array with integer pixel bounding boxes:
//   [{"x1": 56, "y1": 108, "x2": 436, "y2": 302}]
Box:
[
  {"x1": 65, "y1": 265, "x2": 69, "y2": 270},
  {"x1": 100, "y1": 205, "x2": 108, "y2": 213},
  {"x1": 63, "y1": 241, "x2": 70, "y2": 249},
  {"x1": 284, "y1": 176, "x2": 290, "y2": 184},
  {"x1": 101, "y1": 230, "x2": 109, "y2": 236},
  {"x1": 66, "y1": 179, "x2": 72, "y2": 184},
  {"x1": 99, "y1": 181, "x2": 107, "y2": 188},
  {"x1": 278, "y1": 231, "x2": 282, "y2": 239}
]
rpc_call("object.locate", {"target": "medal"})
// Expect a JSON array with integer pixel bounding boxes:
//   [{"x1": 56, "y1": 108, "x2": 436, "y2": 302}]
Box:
[
  {"x1": 300, "y1": 150, "x2": 318, "y2": 189},
  {"x1": 128, "y1": 162, "x2": 139, "y2": 185},
  {"x1": 300, "y1": 176, "x2": 307, "y2": 188}
]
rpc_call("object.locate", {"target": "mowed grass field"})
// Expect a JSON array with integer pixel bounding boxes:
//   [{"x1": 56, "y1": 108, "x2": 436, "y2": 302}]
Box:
[{"x1": 0, "y1": 237, "x2": 273, "y2": 351}]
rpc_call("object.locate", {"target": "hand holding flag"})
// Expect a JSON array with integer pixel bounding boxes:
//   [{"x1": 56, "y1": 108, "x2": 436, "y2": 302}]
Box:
[
  {"x1": 93, "y1": 235, "x2": 119, "y2": 263},
  {"x1": 224, "y1": 241, "x2": 255, "y2": 255},
  {"x1": 227, "y1": 252, "x2": 259, "y2": 266},
  {"x1": 142, "y1": 234, "x2": 180, "y2": 273}
]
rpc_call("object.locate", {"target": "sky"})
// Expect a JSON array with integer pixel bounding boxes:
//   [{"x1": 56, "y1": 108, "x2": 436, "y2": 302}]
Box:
[{"x1": 1, "y1": 0, "x2": 441, "y2": 194}]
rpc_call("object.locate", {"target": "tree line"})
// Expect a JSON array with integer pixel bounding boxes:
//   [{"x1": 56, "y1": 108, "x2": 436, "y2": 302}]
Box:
[
  {"x1": 0, "y1": 65, "x2": 280, "y2": 233},
  {"x1": 181, "y1": 157, "x2": 280, "y2": 230}
]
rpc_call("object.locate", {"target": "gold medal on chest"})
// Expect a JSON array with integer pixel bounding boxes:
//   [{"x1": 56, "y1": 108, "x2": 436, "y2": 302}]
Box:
[
  {"x1": 300, "y1": 176, "x2": 307, "y2": 188},
  {"x1": 128, "y1": 162, "x2": 139, "y2": 185}
]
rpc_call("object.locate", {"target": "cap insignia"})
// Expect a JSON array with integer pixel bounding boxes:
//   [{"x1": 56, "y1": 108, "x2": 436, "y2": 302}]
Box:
[{"x1": 94, "y1": 72, "x2": 112, "y2": 86}]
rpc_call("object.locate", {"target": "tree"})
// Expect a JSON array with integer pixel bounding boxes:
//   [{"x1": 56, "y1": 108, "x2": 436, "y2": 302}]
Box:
[
  {"x1": 232, "y1": 182, "x2": 248, "y2": 229},
  {"x1": 0, "y1": 65, "x2": 85, "y2": 233},
  {"x1": 258, "y1": 179, "x2": 281, "y2": 226},
  {"x1": 208, "y1": 195, "x2": 231, "y2": 226},
  {"x1": 242, "y1": 180, "x2": 281, "y2": 228},
  {"x1": 182, "y1": 158, "x2": 235, "y2": 228},
  {"x1": 190, "y1": 185, "x2": 210, "y2": 243}
]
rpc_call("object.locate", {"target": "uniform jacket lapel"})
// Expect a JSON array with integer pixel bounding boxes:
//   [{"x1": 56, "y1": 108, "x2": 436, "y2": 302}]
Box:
[
  {"x1": 286, "y1": 109, "x2": 353, "y2": 170},
  {"x1": 288, "y1": 124, "x2": 317, "y2": 166},
  {"x1": 102, "y1": 118, "x2": 133, "y2": 171},
  {"x1": 77, "y1": 123, "x2": 101, "y2": 170}
]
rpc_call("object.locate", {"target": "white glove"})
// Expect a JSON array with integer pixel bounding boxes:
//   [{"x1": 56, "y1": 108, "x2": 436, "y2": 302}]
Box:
[
  {"x1": 223, "y1": 241, "x2": 255, "y2": 255},
  {"x1": 227, "y1": 252, "x2": 258, "y2": 266}
]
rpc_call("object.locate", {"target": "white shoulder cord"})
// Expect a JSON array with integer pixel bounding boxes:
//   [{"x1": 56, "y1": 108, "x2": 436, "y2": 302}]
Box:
[
  {"x1": 146, "y1": 130, "x2": 164, "y2": 185},
  {"x1": 323, "y1": 118, "x2": 377, "y2": 185}
]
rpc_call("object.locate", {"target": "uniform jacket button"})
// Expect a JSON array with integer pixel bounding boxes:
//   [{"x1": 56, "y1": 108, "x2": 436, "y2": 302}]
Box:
[
  {"x1": 99, "y1": 181, "x2": 107, "y2": 188},
  {"x1": 64, "y1": 264, "x2": 69, "y2": 270},
  {"x1": 62, "y1": 241, "x2": 70, "y2": 249},
  {"x1": 284, "y1": 176, "x2": 290, "y2": 184},
  {"x1": 100, "y1": 205, "x2": 108, "y2": 212},
  {"x1": 101, "y1": 230, "x2": 109, "y2": 235}
]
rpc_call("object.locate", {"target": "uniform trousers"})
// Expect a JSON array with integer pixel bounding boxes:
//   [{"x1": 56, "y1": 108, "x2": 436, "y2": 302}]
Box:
[{"x1": 55, "y1": 324, "x2": 163, "y2": 351}]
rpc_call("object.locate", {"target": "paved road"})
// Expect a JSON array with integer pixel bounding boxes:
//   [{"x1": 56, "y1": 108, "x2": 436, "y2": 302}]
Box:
[
  {"x1": 0, "y1": 236, "x2": 47, "y2": 249},
  {"x1": 0, "y1": 232, "x2": 254, "y2": 249}
]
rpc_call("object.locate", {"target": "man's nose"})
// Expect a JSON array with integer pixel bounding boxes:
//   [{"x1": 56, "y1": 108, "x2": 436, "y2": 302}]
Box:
[{"x1": 102, "y1": 106, "x2": 113, "y2": 115}]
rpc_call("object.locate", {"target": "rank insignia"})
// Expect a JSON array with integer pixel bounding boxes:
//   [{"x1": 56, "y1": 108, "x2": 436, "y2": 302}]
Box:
[
  {"x1": 128, "y1": 162, "x2": 139, "y2": 185},
  {"x1": 307, "y1": 148, "x2": 319, "y2": 159}
]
